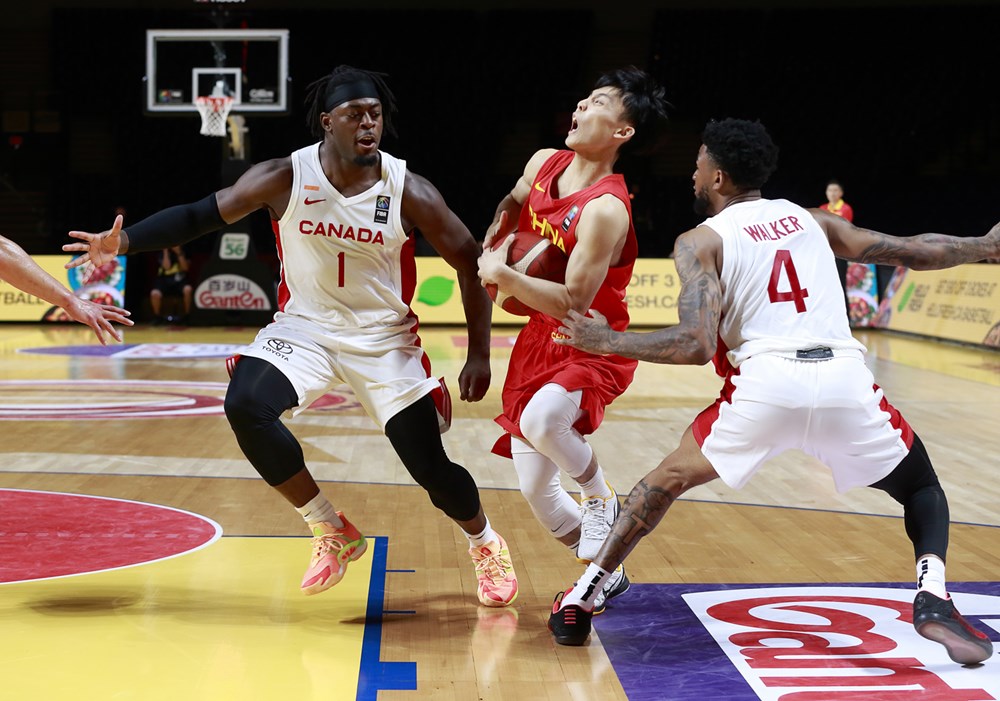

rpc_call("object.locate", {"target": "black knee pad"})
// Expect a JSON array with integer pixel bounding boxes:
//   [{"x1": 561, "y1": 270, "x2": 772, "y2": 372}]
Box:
[
  {"x1": 385, "y1": 395, "x2": 481, "y2": 522},
  {"x1": 869, "y1": 434, "x2": 949, "y2": 560},
  {"x1": 225, "y1": 357, "x2": 296, "y2": 425},
  {"x1": 224, "y1": 357, "x2": 305, "y2": 486},
  {"x1": 869, "y1": 433, "x2": 939, "y2": 503}
]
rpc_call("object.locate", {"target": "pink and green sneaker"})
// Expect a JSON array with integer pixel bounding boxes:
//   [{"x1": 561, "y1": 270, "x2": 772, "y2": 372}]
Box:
[
  {"x1": 300, "y1": 512, "x2": 367, "y2": 595},
  {"x1": 469, "y1": 533, "x2": 518, "y2": 607}
]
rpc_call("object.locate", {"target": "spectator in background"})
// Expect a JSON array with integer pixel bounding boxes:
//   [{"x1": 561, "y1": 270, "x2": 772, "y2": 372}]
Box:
[
  {"x1": 820, "y1": 179, "x2": 854, "y2": 222},
  {"x1": 150, "y1": 245, "x2": 193, "y2": 324},
  {"x1": 820, "y1": 179, "x2": 854, "y2": 313}
]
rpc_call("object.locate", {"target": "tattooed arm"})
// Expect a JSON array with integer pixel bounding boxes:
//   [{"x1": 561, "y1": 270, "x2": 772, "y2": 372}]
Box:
[
  {"x1": 553, "y1": 226, "x2": 722, "y2": 364},
  {"x1": 813, "y1": 208, "x2": 1000, "y2": 270}
]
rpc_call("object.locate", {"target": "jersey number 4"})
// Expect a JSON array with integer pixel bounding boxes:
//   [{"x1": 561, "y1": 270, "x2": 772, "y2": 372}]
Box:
[{"x1": 768, "y1": 249, "x2": 809, "y2": 312}]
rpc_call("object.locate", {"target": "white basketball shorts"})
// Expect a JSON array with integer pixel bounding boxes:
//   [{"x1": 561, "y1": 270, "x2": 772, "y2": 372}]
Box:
[
  {"x1": 230, "y1": 313, "x2": 450, "y2": 432},
  {"x1": 693, "y1": 350, "x2": 912, "y2": 493}
]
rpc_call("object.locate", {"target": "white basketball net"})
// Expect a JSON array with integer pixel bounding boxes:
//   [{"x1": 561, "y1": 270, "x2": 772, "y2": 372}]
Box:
[{"x1": 195, "y1": 95, "x2": 234, "y2": 137}]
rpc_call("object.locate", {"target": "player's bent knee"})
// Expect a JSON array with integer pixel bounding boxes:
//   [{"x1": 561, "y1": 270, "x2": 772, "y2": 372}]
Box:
[
  {"x1": 224, "y1": 392, "x2": 261, "y2": 432},
  {"x1": 649, "y1": 459, "x2": 715, "y2": 498}
]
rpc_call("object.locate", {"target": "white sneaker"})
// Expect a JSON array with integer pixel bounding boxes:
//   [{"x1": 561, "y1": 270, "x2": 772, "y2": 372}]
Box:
[
  {"x1": 593, "y1": 564, "x2": 630, "y2": 615},
  {"x1": 577, "y1": 488, "x2": 620, "y2": 562}
]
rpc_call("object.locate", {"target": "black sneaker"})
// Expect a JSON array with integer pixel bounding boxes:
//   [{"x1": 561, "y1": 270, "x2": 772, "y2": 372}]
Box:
[
  {"x1": 593, "y1": 565, "x2": 631, "y2": 615},
  {"x1": 548, "y1": 590, "x2": 593, "y2": 646},
  {"x1": 913, "y1": 590, "x2": 994, "y2": 664}
]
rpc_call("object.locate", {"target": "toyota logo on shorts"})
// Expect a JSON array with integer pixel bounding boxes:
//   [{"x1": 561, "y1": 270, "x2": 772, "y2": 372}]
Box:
[{"x1": 267, "y1": 339, "x2": 292, "y2": 354}]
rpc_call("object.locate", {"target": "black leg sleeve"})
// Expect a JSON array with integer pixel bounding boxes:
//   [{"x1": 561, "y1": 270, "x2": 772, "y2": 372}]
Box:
[
  {"x1": 385, "y1": 394, "x2": 481, "y2": 522},
  {"x1": 224, "y1": 356, "x2": 306, "y2": 487},
  {"x1": 868, "y1": 433, "x2": 949, "y2": 561}
]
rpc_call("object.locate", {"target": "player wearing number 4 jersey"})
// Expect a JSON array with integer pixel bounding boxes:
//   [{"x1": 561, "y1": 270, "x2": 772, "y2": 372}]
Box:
[
  {"x1": 549, "y1": 118, "x2": 1000, "y2": 664},
  {"x1": 63, "y1": 65, "x2": 518, "y2": 608}
]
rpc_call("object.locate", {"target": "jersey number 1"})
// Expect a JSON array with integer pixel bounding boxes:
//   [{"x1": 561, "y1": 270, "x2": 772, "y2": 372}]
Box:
[{"x1": 768, "y1": 249, "x2": 809, "y2": 312}]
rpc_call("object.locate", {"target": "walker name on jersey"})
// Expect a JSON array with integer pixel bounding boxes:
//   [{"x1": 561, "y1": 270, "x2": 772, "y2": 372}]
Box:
[
  {"x1": 298, "y1": 220, "x2": 385, "y2": 244},
  {"x1": 594, "y1": 583, "x2": 1000, "y2": 701},
  {"x1": 743, "y1": 215, "x2": 804, "y2": 243}
]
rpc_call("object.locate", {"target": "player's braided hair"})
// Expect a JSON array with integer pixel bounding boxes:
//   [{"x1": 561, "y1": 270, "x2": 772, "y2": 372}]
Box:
[
  {"x1": 701, "y1": 118, "x2": 779, "y2": 190},
  {"x1": 594, "y1": 65, "x2": 673, "y2": 157},
  {"x1": 303, "y1": 65, "x2": 398, "y2": 140}
]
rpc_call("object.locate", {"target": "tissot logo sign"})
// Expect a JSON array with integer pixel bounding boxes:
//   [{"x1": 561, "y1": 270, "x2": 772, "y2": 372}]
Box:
[{"x1": 594, "y1": 583, "x2": 1000, "y2": 701}]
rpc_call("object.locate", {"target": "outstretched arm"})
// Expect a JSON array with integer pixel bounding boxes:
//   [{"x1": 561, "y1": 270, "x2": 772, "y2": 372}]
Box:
[
  {"x1": 63, "y1": 158, "x2": 292, "y2": 268},
  {"x1": 814, "y1": 209, "x2": 1000, "y2": 269},
  {"x1": 402, "y1": 171, "x2": 491, "y2": 402},
  {"x1": 554, "y1": 226, "x2": 722, "y2": 364},
  {"x1": 0, "y1": 235, "x2": 132, "y2": 344}
]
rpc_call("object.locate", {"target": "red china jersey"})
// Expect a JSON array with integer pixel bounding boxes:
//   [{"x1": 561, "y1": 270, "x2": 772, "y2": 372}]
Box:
[
  {"x1": 493, "y1": 150, "x2": 639, "y2": 457},
  {"x1": 515, "y1": 150, "x2": 636, "y2": 329},
  {"x1": 819, "y1": 199, "x2": 854, "y2": 222}
]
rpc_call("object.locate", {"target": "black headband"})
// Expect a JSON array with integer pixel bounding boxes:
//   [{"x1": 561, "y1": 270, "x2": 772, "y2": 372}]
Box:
[{"x1": 324, "y1": 78, "x2": 380, "y2": 112}]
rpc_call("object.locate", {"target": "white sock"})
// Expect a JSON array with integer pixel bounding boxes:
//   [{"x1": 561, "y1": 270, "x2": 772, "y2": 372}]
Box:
[
  {"x1": 295, "y1": 493, "x2": 343, "y2": 528},
  {"x1": 561, "y1": 563, "x2": 612, "y2": 610},
  {"x1": 466, "y1": 517, "x2": 498, "y2": 549},
  {"x1": 917, "y1": 555, "x2": 947, "y2": 599},
  {"x1": 578, "y1": 468, "x2": 612, "y2": 500}
]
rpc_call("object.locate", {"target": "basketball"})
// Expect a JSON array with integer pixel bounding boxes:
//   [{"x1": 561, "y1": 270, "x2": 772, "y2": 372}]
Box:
[{"x1": 485, "y1": 231, "x2": 568, "y2": 316}]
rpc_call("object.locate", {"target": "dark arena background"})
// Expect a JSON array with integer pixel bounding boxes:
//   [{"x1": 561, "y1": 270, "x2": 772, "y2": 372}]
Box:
[
  {"x1": 3, "y1": 2, "x2": 1000, "y2": 701},
  {"x1": 3, "y1": 1, "x2": 999, "y2": 291}
]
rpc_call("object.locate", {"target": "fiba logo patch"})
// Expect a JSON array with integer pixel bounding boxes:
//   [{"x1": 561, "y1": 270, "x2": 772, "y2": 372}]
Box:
[
  {"x1": 264, "y1": 338, "x2": 293, "y2": 360},
  {"x1": 561, "y1": 205, "x2": 579, "y2": 231},
  {"x1": 374, "y1": 195, "x2": 390, "y2": 224}
]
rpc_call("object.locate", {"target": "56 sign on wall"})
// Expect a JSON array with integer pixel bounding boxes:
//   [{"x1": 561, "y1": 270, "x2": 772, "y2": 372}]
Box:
[{"x1": 220, "y1": 233, "x2": 249, "y2": 260}]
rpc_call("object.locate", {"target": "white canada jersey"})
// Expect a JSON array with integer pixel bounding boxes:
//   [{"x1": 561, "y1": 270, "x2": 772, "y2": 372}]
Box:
[
  {"x1": 275, "y1": 145, "x2": 414, "y2": 333},
  {"x1": 702, "y1": 198, "x2": 865, "y2": 367}
]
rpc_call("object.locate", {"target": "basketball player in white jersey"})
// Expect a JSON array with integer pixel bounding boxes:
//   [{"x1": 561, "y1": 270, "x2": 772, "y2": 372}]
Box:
[
  {"x1": 63, "y1": 65, "x2": 518, "y2": 608},
  {"x1": 547, "y1": 118, "x2": 1000, "y2": 663}
]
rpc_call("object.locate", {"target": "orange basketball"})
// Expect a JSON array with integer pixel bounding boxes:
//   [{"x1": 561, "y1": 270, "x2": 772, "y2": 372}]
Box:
[{"x1": 485, "y1": 231, "x2": 568, "y2": 316}]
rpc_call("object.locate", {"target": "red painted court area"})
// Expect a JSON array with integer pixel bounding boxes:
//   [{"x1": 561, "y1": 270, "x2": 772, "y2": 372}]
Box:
[{"x1": 0, "y1": 489, "x2": 221, "y2": 584}]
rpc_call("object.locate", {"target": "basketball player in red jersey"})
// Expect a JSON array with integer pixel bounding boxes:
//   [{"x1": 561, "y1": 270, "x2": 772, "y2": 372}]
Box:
[
  {"x1": 548, "y1": 118, "x2": 1000, "y2": 665},
  {"x1": 478, "y1": 66, "x2": 671, "y2": 613},
  {"x1": 63, "y1": 65, "x2": 518, "y2": 608}
]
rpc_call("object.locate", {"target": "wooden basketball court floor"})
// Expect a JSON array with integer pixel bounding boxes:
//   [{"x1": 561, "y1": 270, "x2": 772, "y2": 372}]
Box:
[{"x1": 2, "y1": 321, "x2": 1000, "y2": 700}]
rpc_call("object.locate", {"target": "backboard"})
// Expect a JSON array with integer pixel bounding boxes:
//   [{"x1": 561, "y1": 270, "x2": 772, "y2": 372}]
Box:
[{"x1": 144, "y1": 29, "x2": 289, "y2": 114}]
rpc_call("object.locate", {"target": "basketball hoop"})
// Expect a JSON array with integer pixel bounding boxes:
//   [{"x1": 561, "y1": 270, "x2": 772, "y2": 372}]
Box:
[{"x1": 195, "y1": 95, "x2": 234, "y2": 137}]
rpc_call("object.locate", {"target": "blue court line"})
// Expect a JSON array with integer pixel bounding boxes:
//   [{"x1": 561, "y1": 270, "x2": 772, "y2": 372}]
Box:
[{"x1": 356, "y1": 536, "x2": 417, "y2": 701}]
